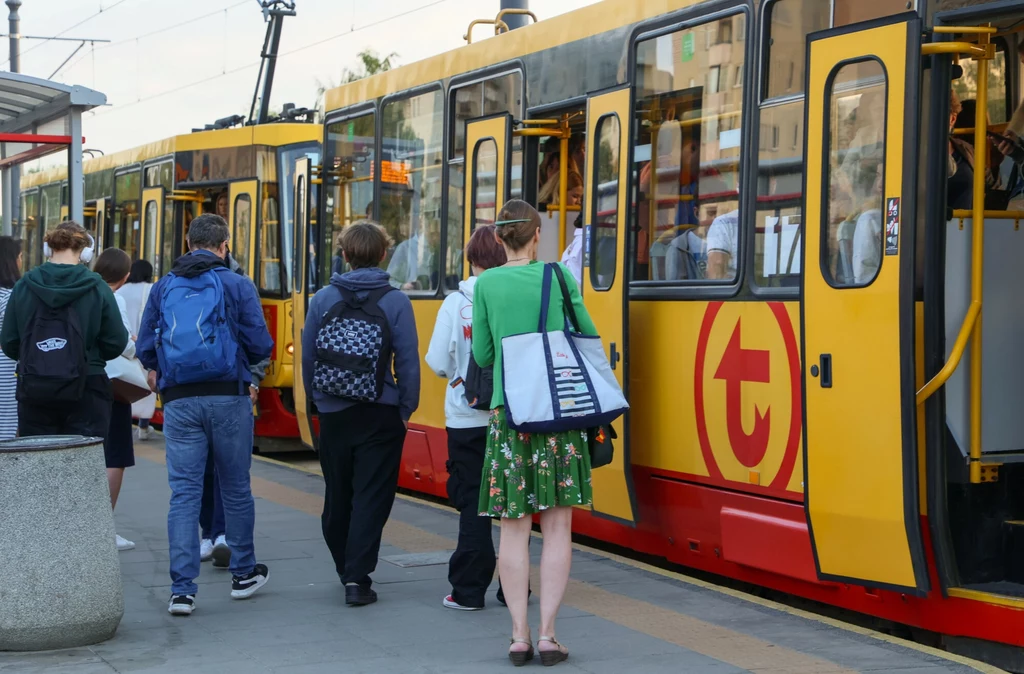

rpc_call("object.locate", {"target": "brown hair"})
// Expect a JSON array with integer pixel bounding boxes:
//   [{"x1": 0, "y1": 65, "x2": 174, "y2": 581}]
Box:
[
  {"x1": 567, "y1": 172, "x2": 583, "y2": 191},
  {"x1": 465, "y1": 225, "x2": 507, "y2": 271},
  {"x1": 45, "y1": 221, "x2": 90, "y2": 253},
  {"x1": 339, "y1": 220, "x2": 393, "y2": 269},
  {"x1": 0, "y1": 236, "x2": 21, "y2": 289},
  {"x1": 494, "y1": 199, "x2": 541, "y2": 251},
  {"x1": 950, "y1": 88, "x2": 962, "y2": 116},
  {"x1": 94, "y1": 248, "x2": 131, "y2": 285}
]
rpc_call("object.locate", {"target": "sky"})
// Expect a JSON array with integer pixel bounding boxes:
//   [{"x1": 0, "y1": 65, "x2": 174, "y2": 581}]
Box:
[{"x1": 11, "y1": 0, "x2": 599, "y2": 166}]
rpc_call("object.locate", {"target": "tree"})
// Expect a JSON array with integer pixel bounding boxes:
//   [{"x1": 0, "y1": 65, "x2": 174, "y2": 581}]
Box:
[{"x1": 315, "y1": 49, "x2": 399, "y2": 121}]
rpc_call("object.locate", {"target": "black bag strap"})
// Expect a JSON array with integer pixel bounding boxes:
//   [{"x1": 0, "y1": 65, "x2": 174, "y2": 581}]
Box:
[{"x1": 550, "y1": 263, "x2": 581, "y2": 333}]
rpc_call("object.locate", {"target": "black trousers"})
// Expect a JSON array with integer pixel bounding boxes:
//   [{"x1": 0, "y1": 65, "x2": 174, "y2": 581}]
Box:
[
  {"x1": 446, "y1": 426, "x2": 496, "y2": 608},
  {"x1": 19, "y1": 374, "x2": 112, "y2": 439},
  {"x1": 318, "y1": 404, "x2": 406, "y2": 587}
]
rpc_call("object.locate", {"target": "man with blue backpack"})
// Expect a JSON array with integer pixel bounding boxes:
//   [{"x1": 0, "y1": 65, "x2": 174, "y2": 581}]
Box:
[{"x1": 138, "y1": 214, "x2": 274, "y2": 616}]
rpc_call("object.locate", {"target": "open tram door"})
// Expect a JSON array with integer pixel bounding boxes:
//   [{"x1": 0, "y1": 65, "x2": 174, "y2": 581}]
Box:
[
  {"x1": 464, "y1": 114, "x2": 512, "y2": 276},
  {"x1": 141, "y1": 187, "x2": 164, "y2": 268},
  {"x1": 802, "y1": 14, "x2": 929, "y2": 593},
  {"x1": 582, "y1": 87, "x2": 636, "y2": 525},
  {"x1": 292, "y1": 157, "x2": 315, "y2": 450},
  {"x1": 228, "y1": 180, "x2": 258, "y2": 278}
]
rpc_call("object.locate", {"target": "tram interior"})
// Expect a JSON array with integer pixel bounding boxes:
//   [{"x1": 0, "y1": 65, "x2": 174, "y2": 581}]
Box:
[
  {"x1": 529, "y1": 103, "x2": 587, "y2": 264},
  {"x1": 939, "y1": 15, "x2": 1024, "y2": 597}
]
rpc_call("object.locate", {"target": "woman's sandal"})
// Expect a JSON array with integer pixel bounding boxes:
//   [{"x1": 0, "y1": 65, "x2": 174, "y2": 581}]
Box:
[
  {"x1": 538, "y1": 635, "x2": 569, "y2": 666},
  {"x1": 508, "y1": 637, "x2": 534, "y2": 667}
]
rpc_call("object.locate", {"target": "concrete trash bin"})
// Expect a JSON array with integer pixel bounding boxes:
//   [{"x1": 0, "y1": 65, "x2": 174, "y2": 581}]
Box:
[{"x1": 0, "y1": 435, "x2": 124, "y2": 651}]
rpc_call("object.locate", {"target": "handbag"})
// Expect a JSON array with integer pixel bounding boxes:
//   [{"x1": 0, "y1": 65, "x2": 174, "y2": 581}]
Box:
[
  {"x1": 500, "y1": 263, "x2": 628, "y2": 433},
  {"x1": 588, "y1": 423, "x2": 616, "y2": 469},
  {"x1": 104, "y1": 356, "x2": 152, "y2": 404}
]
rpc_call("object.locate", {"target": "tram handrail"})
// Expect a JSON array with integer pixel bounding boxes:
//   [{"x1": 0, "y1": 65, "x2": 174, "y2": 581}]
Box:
[{"x1": 917, "y1": 301, "x2": 980, "y2": 404}]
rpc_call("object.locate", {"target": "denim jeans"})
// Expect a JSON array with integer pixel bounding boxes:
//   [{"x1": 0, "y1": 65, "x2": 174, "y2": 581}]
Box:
[
  {"x1": 199, "y1": 453, "x2": 225, "y2": 541},
  {"x1": 164, "y1": 395, "x2": 255, "y2": 596}
]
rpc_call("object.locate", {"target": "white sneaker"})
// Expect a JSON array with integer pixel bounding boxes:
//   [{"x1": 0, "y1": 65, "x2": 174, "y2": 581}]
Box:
[
  {"x1": 443, "y1": 594, "x2": 483, "y2": 611},
  {"x1": 168, "y1": 594, "x2": 195, "y2": 615},
  {"x1": 212, "y1": 535, "x2": 231, "y2": 568},
  {"x1": 115, "y1": 534, "x2": 135, "y2": 551},
  {"x1": 137, "y1": 426, "x2": 152, "y2": 441},
  {"x1": 200, "y1": 538, "x2": 214, "y2": 562}
]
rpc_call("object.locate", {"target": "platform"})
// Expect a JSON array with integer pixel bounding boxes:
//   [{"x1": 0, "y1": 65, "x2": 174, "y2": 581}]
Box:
[{"x1": 0, "y1": 436, "x2": 1001, "y2": 674}]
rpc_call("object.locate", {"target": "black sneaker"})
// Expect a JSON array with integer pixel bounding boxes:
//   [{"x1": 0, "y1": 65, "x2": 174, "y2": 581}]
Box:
[
  {"x1": 231, "y1": 563, "x2": 269, "y2": 599},
  {"x1": 345, "y1": 584, "x2": 377, "y2": 606},
  {"x1": 168, "y1": 594, "x2": 195, "y2": 616}
]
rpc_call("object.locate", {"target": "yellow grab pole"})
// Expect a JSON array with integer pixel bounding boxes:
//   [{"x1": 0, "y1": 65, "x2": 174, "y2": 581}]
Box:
[{"x1": 969, "y1": 34, "x2": 992, "y2": 484}]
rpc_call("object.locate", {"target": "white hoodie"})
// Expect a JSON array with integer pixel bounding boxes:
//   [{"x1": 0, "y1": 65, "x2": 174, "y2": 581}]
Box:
[{"x1": 425, "y1": 276, "x2": 490, "y2": 429}]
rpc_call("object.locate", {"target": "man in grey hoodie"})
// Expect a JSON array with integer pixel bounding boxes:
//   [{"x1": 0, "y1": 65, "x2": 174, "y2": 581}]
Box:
[{"x1": 302, "y1": 221, "x2": 420, "y2": 606}]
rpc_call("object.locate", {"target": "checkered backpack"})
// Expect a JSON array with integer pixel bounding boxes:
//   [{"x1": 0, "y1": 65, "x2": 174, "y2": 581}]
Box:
[{"x1": 312, "y1": 286, "x2": 394, "y2": 402}]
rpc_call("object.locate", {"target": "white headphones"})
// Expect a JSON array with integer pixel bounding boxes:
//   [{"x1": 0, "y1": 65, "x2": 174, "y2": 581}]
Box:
[{"x1": 43, "y1": 231, "x2": 96, "y2": 264}]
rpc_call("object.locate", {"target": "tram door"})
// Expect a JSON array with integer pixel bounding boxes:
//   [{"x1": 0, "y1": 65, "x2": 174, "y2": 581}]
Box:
[
  {"x1": 582, "y1": 87, "x2": 636, "y2": 525},
  {"x1": 228, "y1": 180, "x2": 258, "y2": 278},
  {"x1": 464, "y1": 114, "x2": 512, "y2": 276},
  {"x1": 802, "y1": 14, "x2": 928, "y2": 592},
  {"x1": 292, "y1": 158, "x2": 315, "y2": 450}
]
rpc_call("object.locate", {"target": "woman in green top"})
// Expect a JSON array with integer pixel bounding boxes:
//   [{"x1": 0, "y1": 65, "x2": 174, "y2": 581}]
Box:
[{"x1": 472, "y1": 199, "x2": 596, "y2": 666}]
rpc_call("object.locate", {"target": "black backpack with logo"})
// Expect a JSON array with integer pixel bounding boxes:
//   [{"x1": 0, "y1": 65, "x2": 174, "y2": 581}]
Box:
[
  {"x1": 17, "y1": 293, "x2": 89, "y2": 403},
  {"x1": 312, "y1": 286, "x2": 394, "y2": 402},
  {"x1": 463, "y1": 352, "x2": 493, "y2": 411}
]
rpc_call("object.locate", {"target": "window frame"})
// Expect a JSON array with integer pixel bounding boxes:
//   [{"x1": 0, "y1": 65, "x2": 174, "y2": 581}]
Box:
[
  {"x1": 232, "y1": 191, "x2": 254, "y2": 277},
  {"x1": 626, "y1": 3, "x2": 752, "y2": 301},
  {"x1": 112, "y1": 164, "x2": 143, "y2": 255},
  {"x1": 819, "y1": 56, "x2": 889, "y2": 290},
  {"x1": 379, "y1": 82, "x2": 446, "y2": 298}
]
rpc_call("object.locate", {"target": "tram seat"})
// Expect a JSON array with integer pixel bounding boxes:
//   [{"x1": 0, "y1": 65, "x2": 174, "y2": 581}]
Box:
[{"x1": 944, "y1": 216, "x2": 1024, "y2": 456}]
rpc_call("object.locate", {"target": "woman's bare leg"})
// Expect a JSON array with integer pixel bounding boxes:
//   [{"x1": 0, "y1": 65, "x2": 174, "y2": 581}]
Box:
[
  {"x1": 106, "y1": 467, "x2": 124, "y2": 510},
  {"x1": 499, "y1": 516, "x2": 534, "y2": 650},
  {"x1": 538, "y1": 506, "x2": 573, "y2": 651}
]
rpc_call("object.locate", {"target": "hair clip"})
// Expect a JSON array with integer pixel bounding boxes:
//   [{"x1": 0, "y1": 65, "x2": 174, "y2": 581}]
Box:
[{"x1": 495, "y1": 218, "x2": 532, "y2": 227}]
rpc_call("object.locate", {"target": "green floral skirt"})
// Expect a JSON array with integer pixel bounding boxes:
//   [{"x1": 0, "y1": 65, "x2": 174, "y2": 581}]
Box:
[{"x1": 478, "y1": 407, "x2": 593, "y2": 519}]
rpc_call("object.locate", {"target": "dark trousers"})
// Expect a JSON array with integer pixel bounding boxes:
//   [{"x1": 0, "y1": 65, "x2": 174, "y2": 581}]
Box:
[
  {"x1": 199, "y1": 450, "x2": 225, "y2": 541},
  {"x1": 318, "y1": 404, "x2": 406, "y2": 587},
  {"x1": 446, "y1": 426, "x2": 496, "y2": 608},
  {"x1": 19, "y1": 375, "x2": 112, "y2": 438}
]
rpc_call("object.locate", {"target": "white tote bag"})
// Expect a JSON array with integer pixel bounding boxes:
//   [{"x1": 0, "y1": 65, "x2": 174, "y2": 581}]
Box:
[
  {"x1": 501, "y1": 263, "x2": 627, "y2": 433},
  {"x1": 104, "y1": 356, "x2": 152, "y2": 404}
]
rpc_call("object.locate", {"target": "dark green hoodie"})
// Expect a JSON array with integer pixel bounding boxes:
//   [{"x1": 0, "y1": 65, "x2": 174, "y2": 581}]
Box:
[{"x1": 0, "y1": 263, "x2": 128, "y2": 375}]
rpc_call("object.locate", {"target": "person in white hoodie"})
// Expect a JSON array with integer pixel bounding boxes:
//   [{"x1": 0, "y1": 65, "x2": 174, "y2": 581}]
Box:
[{"x1": 426, "y1": 224, "x2": 506, "y2": 611}]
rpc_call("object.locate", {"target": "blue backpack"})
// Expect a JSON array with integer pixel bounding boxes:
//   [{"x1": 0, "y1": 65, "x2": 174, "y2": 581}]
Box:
[{"x1": 155, "y1": 269, "x2": 238, "y2": 385}]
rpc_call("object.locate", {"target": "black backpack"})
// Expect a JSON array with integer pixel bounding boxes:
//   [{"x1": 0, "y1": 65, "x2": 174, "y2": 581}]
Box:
[
  {"x1": 17, "y1": 293, "x2": 89, "y2": 403},
  {"x1": 463, "y1": 352, "x2": 493, "y2": 411},
  {"x1": 312, "y1": 286, "x2": 394, "y2": 402}
]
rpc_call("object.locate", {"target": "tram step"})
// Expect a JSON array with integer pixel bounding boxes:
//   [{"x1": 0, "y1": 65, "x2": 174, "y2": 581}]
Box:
[
  {"x1": 1003, "y1": 520, "x2": 1024, "y2": 585},
  {"x1": 981, "y1": 450, "x2": 1024, "y2": 465}
]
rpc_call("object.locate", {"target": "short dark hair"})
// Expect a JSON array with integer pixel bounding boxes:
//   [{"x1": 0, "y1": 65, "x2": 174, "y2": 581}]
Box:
[
  {"x1": 127, "y1": 259, "x2": 153, "y2": 284},
  {"x1": 340, "y1": 221, "x2": 392, "y2": 269},
  {"x1": 188, "y1": 213, "x2": 230, "y2": 251},
  {"x1": 465, "y1": 225, "x2": 506, "y2": 271},
  {"x1": 0, "y1": 236, "x2": 21, "y2": 289},
  {"x1": 94, "y1": 247, "x2": 131, "y2": 285}
]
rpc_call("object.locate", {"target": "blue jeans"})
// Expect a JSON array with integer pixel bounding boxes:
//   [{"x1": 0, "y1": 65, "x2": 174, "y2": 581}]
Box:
[
  {"x1": 199, "y1": 454, "x2": 225, "y2": 541},
  {"x1": 164, "y1": 395, "x2": 255, "y2": 596}
]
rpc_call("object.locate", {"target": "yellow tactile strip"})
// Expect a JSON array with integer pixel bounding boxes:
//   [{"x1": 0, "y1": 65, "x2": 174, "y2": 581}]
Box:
[{"x1": 136, "y1": 445, "x2": 998, "y2": 673}]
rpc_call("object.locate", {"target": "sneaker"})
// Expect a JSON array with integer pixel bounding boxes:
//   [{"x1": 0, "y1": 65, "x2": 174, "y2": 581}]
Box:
[
  {"x1": 211, "y1": 535, "x2": 230, "y2": 568},
  {"x1": 168, "y1": 594, "x2": 195, "y2": 616},
  {"x1": 137, "y1": 426, "x2": 152, "y2": 441},
  {"x1": 231, "y1": 563, "x2": 269, "y2": 599},
  {"x1": 200, "y1": 538, "x2": 214, "y2": 562},
  {"x1": 443, "y1": 594, "x2": 483, "y2": 611},
  {"x1": 345, "y1": 583, "x2": 377, "y2": 606},
  {"x1": 115, "y1": 534, "x2": 135, "y2": 551}
]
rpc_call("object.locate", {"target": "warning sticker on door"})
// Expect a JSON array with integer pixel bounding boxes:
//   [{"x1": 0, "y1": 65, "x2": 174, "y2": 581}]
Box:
[{"x1": 885, "y1": 197, "x2": 900, "y2": 256}]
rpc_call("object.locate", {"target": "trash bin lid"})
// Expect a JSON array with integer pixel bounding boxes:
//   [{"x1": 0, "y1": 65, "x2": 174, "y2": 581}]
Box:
[{"x1": 0, "y1": 435, "x2": 103, "y2": 453}]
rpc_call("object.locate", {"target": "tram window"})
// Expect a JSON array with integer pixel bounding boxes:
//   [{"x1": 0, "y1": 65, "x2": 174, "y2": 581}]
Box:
[
  {"x1": 951, "y1": 44, "x2": 1008, "y2": 125},
  {"x1": 381, "y1": 89, "x2": 443, "y2": 292},
  {"x1": 159, "y1": 198, "x2": 174, "y2": 278},
  {"x1": 232, "y1": 194, "x2": 252, "y2": 275},
  {"x1": 630, "y1": 16, "x2": 746, "y2": 284},
  {"x1": 834, "y1": 0, "x2": 913, "y2": 27},
  {"x1": 113, "y1": 169, "x2": 141, "y2": 257},
  {"x1": 823, "y1": 60, "x2": 887, "y2": 288},
  {"x1": 591, "y1": 114, "x2": 621, "y2": 291},
  {"x1": 276, "y1": 145, "x2": 320, "y2": 296},
  {"x1": 143, "y1": 199, "x2": 158, "y2": 271},
  {"x1": 322, "y1": 111, "x2": 376, "y2": 285},
  {"x1": 144, "y1": 161, "x2": 172, "y2": 190},
  {"x1": 258, "y1": 183, "x2": 281, "y2": 294},
  {"x1": 764, "y1": 0, "x2": 828, "y2": 101},
  {"x1": 447, "y1": 72, "x2": 523, "y2": 290},
  {"x1": 20, "y1": 190, "x2": 39, "y2": 270},
  {"x1": 472, "y1": 139, "x2": 498, "y2": 231},
  {"x1": 40, "y1": 184, "x2": 61, "y2": 240}
]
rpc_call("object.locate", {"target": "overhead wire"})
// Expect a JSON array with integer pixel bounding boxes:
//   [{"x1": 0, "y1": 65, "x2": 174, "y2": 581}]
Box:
[
  {"x1": 96, "y1": 0, "x2": 249, "y2": 51},
  {"x1": 92, "y1": 0, "x2": 453, "y2": 118},
  {"x1": 2, "y1": 0, "x2": 131, "y2": 67}
]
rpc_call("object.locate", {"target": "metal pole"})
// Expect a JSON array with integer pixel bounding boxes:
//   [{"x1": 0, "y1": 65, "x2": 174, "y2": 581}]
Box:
[
  {"x1": 257, "y1": 13, "x2": 284, "y2": 124},
  {"x1": 6, "y1": 0, "x2": 19, "y2": 72},
  {"x1": 500, "y1": 0, "x2": 529, "y2": 30},
  {"x1": 68, "y1": 109, "x2": 83, "y2": 226}
]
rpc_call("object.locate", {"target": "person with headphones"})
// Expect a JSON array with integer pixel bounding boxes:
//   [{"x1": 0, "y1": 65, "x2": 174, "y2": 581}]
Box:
[{"x1": 0, "y1": 220, "x2": 128, "y2": 437}]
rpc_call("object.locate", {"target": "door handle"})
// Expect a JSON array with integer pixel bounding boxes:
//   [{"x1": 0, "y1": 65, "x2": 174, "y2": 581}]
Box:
[
  {"x1": 609, "y1": 342, "x2": 620, "y2": 370},
  {"x1": 819, "y1": 354, "x2": 833, "y2": 389}
]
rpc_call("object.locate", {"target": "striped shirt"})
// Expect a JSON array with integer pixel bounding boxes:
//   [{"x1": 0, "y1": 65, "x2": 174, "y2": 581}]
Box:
[{"x1": 0, "y1": 287, "x2": 17, "y2": 439}]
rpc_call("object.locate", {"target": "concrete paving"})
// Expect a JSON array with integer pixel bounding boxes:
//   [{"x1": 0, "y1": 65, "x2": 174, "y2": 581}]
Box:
[{"x1": 0, "y1": 436, "x2": 998, "y2": 674}]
